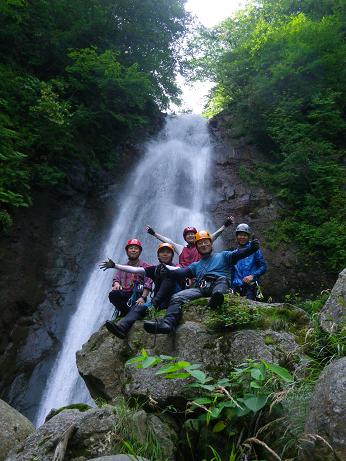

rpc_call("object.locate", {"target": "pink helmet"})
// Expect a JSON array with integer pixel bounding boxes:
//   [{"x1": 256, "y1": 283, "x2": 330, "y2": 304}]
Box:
[
  {"x1": 183, "y1": 227, "x2": 197, "y2": 238},
  {"x1": 125, "y1": 239, "x2": 142, "y2": 251}
]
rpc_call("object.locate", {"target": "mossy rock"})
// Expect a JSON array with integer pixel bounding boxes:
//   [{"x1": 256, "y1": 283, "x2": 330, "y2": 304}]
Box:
[
  {"x1": 183, "y1": 294, "x2": 309, "y2": 344},
  {"x1": 45, "y1": 403, "x2": 92, "y2": 421}
]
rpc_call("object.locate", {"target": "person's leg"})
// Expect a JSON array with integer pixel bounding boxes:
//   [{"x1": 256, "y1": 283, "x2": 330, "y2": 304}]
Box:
[
  {"x1": 106, "y1": 291, "x2": 132, "y2": 337},
  {"x1": 107, "y1": 303, "x2": 148, "y2": 339},
  {"x1": 144, "y1": 288, "x2": 202, "y2": 334},
  {"x1": 208, "y1": 277, "x2": 229, "y2": 308},
  {"x1": 233, "y1": 286, "x2": 245, "y2": 297},
  {"x1": 245, "y1": 284, "x2": 256, "y2": 300},
  {"x1": 108, "y1": 290, "x2": 131, "y2": 316}
]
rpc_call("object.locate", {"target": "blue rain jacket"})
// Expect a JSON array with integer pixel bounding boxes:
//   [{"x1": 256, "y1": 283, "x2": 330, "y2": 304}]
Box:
[{"x1": 232, "y1": 243, "x2": 266, "y2": 287}]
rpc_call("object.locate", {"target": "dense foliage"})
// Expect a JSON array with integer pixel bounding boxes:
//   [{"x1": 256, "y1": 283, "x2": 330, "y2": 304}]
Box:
[
  {"x1": 0, "y1": 0, "x2": 190, "y2": 228},
  {"x1": 188, "y1": 0, "x2": 346, "y2": 273}
]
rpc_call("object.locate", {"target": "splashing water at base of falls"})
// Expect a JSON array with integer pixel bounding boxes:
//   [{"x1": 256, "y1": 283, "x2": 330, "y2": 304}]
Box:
[{"x1": 35, "y1": 114, "x2": 215, "y2": 426}]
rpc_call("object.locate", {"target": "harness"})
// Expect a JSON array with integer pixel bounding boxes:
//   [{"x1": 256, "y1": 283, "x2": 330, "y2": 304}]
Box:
[{"x1": 126, "y1": 281, "x2": 144, "y2": 308}]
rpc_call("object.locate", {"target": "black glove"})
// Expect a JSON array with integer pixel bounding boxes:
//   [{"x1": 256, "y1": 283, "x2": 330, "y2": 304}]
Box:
[
  {"x1": 224, "y1": 216, "x2": 234, "y2": 227},
  {"x1": 250, "y1": 238, "x2": 259, "y2": 251},
  {"x1": 146, "y1": 226, "x2": 155, "y2": 235},
  {"x1": 155, "y1": 263, "x2": 169, "y2": 279}
]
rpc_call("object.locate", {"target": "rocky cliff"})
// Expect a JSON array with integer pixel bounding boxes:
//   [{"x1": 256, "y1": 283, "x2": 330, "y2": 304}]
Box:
[{"x1": 208, "y1": 112, "x2": 334, "y2": 300}]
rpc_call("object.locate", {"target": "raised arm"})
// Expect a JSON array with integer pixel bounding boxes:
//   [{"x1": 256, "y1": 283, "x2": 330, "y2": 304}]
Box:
[
  {"x1": 99, "y1": 259, "x2": 146, "y2": 275},
  {"x1": 146, "y1": 225, "x2": 184, "y2": 255},
  {"x1": 212, "y1": 216, "x2": 234, "y2": 242},
  {"x1": 229, "y1": 239, "x2": 260, "y2": 264}
]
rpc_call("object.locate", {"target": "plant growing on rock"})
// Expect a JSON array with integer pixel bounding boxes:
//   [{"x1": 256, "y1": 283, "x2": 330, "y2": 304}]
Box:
[{"x1": 126, "y1": 350, "x2": 294, "y2": 460}]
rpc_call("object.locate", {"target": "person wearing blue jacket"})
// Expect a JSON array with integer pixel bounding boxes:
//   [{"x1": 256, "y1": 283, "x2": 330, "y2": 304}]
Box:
[
  {"x1": 143, "y1": 230, "x2": 260, "y2": 335},
  {"x1": 232, "y1": 223, "x2": 266, "y2": 300}
]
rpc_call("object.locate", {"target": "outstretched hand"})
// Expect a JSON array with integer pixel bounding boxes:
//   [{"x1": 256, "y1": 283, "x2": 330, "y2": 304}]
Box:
[
  {"x1": 146, "y1": 225, "x2": 155, "y2": 235},
  {"x1": 224, "y1": 215, "x2": 234, "y2": 227},
  {"x1": 99, "y1": 258, "x2": 116, "y2": 271}
]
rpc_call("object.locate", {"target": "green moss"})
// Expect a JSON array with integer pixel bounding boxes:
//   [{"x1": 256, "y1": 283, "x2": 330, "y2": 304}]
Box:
[
  {"x1": 183, "y1": 295, "x2": 308, "y2": 345},
  {"x1": 264, "y1": 335, "x2": 276, "y2": 345},
  {"x1": 48, "y1": 403, "x2": 91, "y2": 419}
]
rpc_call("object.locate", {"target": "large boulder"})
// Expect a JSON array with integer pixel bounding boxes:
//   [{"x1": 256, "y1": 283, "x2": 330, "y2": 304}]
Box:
[
  {"x1": 319, "y1": 268, "x2": 346, "y2": 333},
  {"x1": 5, "y1": 405, "x2": 176, "y2": 461},
  {"x1": 298, "y1": 357, "x2": 346, "y2": 461},
  {"x1": 77, "y1": 297, "x2": 308, "y2": 407},
  {"x1": 0, "y1": 399, "x2": 34, "y2": 461},
  {"x1": 88, "y1": 457, "x2": 149, "y2": 461}
]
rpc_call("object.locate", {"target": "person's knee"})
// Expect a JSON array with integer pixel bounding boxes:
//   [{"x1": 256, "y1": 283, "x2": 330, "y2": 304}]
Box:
[{"x1": 171, "y1": 289, "x2": 199, "y2": 304}]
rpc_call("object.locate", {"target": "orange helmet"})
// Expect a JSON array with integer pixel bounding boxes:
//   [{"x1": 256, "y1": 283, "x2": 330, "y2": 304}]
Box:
[
  {"x1": 194, "y1": 230, "x2": 212, "y2": 243},
  {"x1": 157, "y1": 243, "x2": 174, "y2": 254}
]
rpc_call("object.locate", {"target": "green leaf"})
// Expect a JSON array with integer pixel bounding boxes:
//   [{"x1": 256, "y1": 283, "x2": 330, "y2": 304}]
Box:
[
  {"x1": 263, "y1": 362, "x2": 294, "y2": 383},
  {"x1": 212, "y1": 420, "x2": 226, "y2": 433},
  {"x1": 155, "y1": 361, "x2": 190, "y2": 375},
  {"x1": 250, "y1": 367, "x2": 265, "y2": 381},
  {"x1": 142, "y1": 356, "x2": 160, "y2": 368},
  {"x1": 192, "y1": 397, "x2": 213, "y2": 405},
  {"x1": 125, "y1": 355, "x2": 146, "y2": 366},
  {"x1": 250, "y1": 381, "x2": 262, "y2": 389},
  {"x1": 187, "y1": 369, "x2": 207, "y2": 383},
  {"x1": 210, "y1": 406, "x2": 222, "y2": 419},
  {"x1": 243, "y1": 395, "x2": 268, "y2": 412},
  {"x1": 163, "y1": 372, "x2": 190, "y2": 379}
]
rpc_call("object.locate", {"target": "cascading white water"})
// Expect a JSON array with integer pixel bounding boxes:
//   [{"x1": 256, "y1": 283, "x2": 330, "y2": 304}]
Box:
[{"x1": 35, "y1": 114, "x2": 215, "y2": 426}]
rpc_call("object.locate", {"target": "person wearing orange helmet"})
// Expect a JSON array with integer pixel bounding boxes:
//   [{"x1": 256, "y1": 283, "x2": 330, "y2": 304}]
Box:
[
  {"x1": 99, "y1": 242, "x2": 179, "y2": 339},
  {"x1": 143, "y1": 231, "x2": 260, "y2": 335},
  {"x1": 107, "y1": 239, "x2": 152, "y2": 325},
  {"x1": 145, "y1": 216, "x2": 234, "y2": 267}
]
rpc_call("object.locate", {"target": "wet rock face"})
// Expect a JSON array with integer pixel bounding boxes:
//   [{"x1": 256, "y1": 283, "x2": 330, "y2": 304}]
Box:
[
  {"x1": 0, "y1": 399, "x2": 34, "y2": 461},
  {"x1": 208, "y1": 113, "x2": 334, "y2": 300},
  {"x1": 0, "y1": 187, "x2": 116, "y2": 420},
  {"x1": 319, "y1": 268, "x2": 346, "y2": 333},
  {"x1": 299, "y1": 357, "x2": 346, "y2": 461}
]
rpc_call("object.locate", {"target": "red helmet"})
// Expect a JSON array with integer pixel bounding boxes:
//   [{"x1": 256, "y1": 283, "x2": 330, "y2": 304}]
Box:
[
  {"x1": 183, "y1": 227, "x2": 197, "y2": 238},
  {"x1": 125, "y1": 239, "x2": 142, "y2": 251}
]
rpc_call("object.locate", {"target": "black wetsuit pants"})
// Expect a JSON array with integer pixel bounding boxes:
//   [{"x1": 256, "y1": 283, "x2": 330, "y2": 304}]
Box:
[
  {"x1": 233, "y1": 284, "x2": 256, "y2": 300},
  {"x1": 114, "y1": 278, "x2": 177, "y2": 333},
  {"x1": 163, "y1": 276, "x2": 229, "y2": 328}
]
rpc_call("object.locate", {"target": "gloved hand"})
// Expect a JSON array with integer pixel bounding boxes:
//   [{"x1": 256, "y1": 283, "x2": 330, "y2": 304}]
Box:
[
  {"x1": 146, "y1": 225, "x2": 155, "y2": 235},
  {"x1": 250, "y1": 238, "x2": 260, "y2": 251},
  {"x1": 99, "y1": 258, "x2": 116, "y2": 271},
  {"x1": 155, "y1": 263, "x2": 169, "y2": 278},
  {"x1": 224, "y1": 216, "x2": 234, "y2": 227}
]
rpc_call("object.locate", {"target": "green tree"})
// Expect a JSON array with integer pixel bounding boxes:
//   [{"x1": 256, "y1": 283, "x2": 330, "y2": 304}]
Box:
[{"x1": 189, "y1": 0, "x2": 346, "y2": 273}]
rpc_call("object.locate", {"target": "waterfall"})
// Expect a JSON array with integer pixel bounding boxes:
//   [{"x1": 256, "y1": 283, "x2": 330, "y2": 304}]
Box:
[{"x1": 35, "y1": 114, "x2": 215, "y2": 426}]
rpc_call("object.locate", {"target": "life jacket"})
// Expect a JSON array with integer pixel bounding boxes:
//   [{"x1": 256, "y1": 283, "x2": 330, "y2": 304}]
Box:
[{"x1": 179, "y1": 244, "x2": 201, "y2": 267}]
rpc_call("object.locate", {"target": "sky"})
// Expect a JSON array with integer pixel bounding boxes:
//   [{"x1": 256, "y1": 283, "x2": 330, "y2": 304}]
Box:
[{"x1": 174, "y1": 0, "x2": 247, "y2": 114}]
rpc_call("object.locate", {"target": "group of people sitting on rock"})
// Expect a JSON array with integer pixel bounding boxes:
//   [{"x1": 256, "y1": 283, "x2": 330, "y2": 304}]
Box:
[{"x1": 99, "y1": 216, "x2": 267, "y2": 339}]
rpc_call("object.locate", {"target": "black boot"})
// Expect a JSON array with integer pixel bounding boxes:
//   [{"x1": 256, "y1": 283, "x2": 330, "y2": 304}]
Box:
[
  {"x1": 105, "y1": 321, "x2": 127, "y2": 339},
  {"x1": 143, "y1": 318, "x2": 174, "y2": 335},
  {"x1": 208, "y1": 291, "x2": 224, "y2": 309}
]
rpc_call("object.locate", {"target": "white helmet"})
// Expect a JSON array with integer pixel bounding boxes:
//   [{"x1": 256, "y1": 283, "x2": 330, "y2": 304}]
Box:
[{"x1": 235, "y1": 223, "x2": 251, "y2": 235}]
